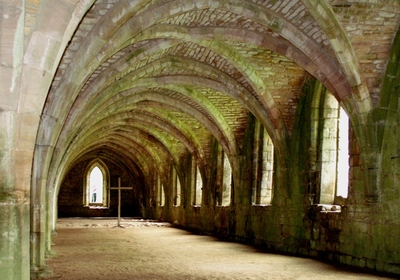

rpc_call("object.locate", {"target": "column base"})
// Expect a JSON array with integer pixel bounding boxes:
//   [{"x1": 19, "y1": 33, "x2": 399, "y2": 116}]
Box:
[
  {"x1": 45, "y1": 249, "x2": 57, "y2": 258},
  {"x1": 30, "y1": 265, "x2": 53, "y2": 279}
]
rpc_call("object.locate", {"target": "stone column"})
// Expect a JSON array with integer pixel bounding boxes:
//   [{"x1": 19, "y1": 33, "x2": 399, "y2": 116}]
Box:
[
  {"x1": 0, "y1": 186, "x2": 30, "y2": 280},
  {"x1": 0, "y1": 114, "x2": 31, "y2": 278},
  {"x1": 30, "y1": 144, "x2": 55, "y2": 278},
  {"x1": 0, "y1": 1, "x2": 31, "y2": 279},
  {"x1": 45, "y1": 191, "x2": 57, "y2": 259}
]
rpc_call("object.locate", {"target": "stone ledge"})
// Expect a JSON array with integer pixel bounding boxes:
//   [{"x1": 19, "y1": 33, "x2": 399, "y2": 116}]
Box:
[
  {"x1": 309, "y1": 204, "x2": 342, "y2": 213},
  {"x1": 252, "y1": 204, "x2": 272, "y2": 207},
  {"x1": 87, "y1": 205, "x2": 108, "y2": 209}
]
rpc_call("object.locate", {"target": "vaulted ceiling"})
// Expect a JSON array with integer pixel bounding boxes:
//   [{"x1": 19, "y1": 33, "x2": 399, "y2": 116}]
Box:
[{"x1": 35, "y1": 0, "x2": 400, "y2": 184}]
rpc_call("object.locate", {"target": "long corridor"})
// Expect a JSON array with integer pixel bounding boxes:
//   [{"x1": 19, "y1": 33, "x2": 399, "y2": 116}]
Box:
[{"x1": 38, "y1": 218, "x2": 395, "y2": 280}]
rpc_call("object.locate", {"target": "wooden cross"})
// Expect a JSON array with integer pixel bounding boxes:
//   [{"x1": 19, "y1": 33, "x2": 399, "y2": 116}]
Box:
[{"x1": 110, "y1": 176, "x2": 132, "y2": 228}]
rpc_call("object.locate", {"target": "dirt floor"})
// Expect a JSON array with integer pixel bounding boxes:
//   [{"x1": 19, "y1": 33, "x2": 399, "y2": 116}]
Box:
[{"x1": 42, "y1": 218, "x2": 396, "y2": 280}]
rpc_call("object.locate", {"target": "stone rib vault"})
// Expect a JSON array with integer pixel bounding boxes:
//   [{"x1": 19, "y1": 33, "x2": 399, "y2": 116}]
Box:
[{"x1": 1, "y1": 0, "x2": 400, "y2": 279}]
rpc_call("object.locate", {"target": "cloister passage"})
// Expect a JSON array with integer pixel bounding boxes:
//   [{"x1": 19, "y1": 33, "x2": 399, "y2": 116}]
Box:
[{"x1": 1, "y1": 0, "x2": 400, "y2": 279}]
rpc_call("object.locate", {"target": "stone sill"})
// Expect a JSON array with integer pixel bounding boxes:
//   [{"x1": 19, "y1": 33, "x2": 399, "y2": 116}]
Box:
[
  {"x1": 252, "y1": 204, "x2": 272, "y2": 207},
  {"x1": 310, "y1": 204, "x2": 342, "y2": 213},
  {"x1": 88, "y1": 206, "x2": 108, "y2": 210}
]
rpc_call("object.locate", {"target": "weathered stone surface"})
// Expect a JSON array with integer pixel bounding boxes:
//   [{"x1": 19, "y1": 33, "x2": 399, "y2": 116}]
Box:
[{"x1": 1, "y1": 0, "x2": 400, "y2": 279}]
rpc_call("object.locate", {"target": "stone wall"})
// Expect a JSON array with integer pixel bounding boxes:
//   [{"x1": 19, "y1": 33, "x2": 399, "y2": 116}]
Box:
[
  {"x1": 58, "y1": 158, "x2": 142, "y2": 218},
  {"x1": 149, "y1": 73, "x2": 400, "y2": 276}
]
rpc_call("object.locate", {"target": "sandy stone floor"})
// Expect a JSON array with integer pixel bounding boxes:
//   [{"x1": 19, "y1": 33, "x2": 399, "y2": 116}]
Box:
[{"x1": 42, "y1": 218, "x2": 396, "y2": 280}]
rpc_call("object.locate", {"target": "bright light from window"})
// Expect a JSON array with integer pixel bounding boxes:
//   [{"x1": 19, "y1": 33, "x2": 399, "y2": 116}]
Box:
[
  {"x1": 337, "y1": 108, "x2": 349, "y2": 198},
  {"x1": 90, "y1": 166, "x2": 103, "y2": 203},
  {"x1": 195, "y1": 166, "x2": 202, "y2": 205},
  {"x1": 221, "y1": 153, "x2": 232, "y2": 206}
]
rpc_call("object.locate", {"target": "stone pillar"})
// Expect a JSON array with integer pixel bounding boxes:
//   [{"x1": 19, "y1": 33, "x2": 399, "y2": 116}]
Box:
[
  {"x1": 30, "y1": 145, "x2": 53, "y2": 278},
  {"x1": 45, "y1": 189, "x2": 57, "y2": 258},
  {"x1": 0, "y1": 189, "x2": 30, "y2": 280},
  {"x1": 0, "y1": 114, "x2": 31, "y2": 279},
  {"x1": 30, "y1": 185, "x2": 53, "y2": 278},
  {"x1": 0, "y1": 1, "x2": 31, "y2": 279}
]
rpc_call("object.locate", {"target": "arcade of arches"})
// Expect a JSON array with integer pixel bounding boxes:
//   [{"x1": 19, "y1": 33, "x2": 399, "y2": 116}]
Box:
[{"x1": 1, "y1": 0, "x2": 400, "y2": 278}]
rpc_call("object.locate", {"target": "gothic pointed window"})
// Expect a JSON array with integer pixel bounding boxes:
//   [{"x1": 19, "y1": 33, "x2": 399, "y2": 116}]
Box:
[
  {"x1": 192, "y1": 161, "x2": 203, "y2": 206},
  {"x1": 252, "y1": 123, "x2": 274, "y2": 205},
  {"x1": 216, "y1": 148, "x2": 232, "y2": 207},
  {"x1": 89, "y1": 166, "x2": 103, "y2": 203},
  {"x1": 336, "y1": 107, "x2": 349, "y2": 198},
  {"x1": 84, "y1": 159, "x2": 109, "y2": 208},
  {"x1": 222, "y1": 153, "x2": 232, "y2": 206},
  {"x1": 173, "y1": 167, "x2": 181, "y2": 207},
  {"x1": 319, "y1": 92, "x2": 349, "y2": 204},
  {"x1": 157, "y1": 175, "x2": 165, "y2": 207}
]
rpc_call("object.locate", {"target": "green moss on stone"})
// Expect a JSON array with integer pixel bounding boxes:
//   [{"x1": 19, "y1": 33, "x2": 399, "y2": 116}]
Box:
[{"x1": 125, "y1": 48, "x2": 144, "y2": 62}]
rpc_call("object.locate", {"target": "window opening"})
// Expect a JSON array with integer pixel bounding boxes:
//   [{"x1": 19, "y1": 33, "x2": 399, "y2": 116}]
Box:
[
  {"x1": 84, "y1": 159, "x2": 109, "y2": 208},
  {"x1": 173, "y1": 168, "x2": 181, "y2": 206},
  {"x1": 260, "y1": 128, "x2": 274, "y2": 204},
  {"x1": 158, "y1": 175, "x2": 165, "y2": 206},
  {"x1": 336, "y1": 107, "x2": 349, "y2": 198},
  {"x1": 220, "y1": 152, "x2": 232, "y2": 206},
  {"x1": 194, "y1": 165, "x2": 203, "y2": 205},
  {"x1": 191, "y1": 157, "x2": 203, "y2": 206},
  {"x1": 252, "y1": 124, "x2": 274, "y2": 205},
  {"x1": 160, "y1": 185, "x2": 165, "y2": 206},
  {"x1": 319, "y1": 93, "x2": 349, "y2": 204},
  {"x1": 90, "y1": 166, "x2": 103, "y2": 203}
]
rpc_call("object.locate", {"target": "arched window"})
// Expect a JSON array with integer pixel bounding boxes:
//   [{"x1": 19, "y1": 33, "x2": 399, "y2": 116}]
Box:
[
  {"x1": 84, "y1": 159, "x2": 109, "y2": 208},
  {"x1": 192, "y1": 163, "x2": 203, "y2": 206},
  {"x1": 157, "y1": 175, "x2": 165, "y2": 207},
  {"x1": 319, "y1": 92, "x2": 349, "y2": 204},
  {"x1": 89, "y1": 166, "x2": 103, "y2": 203},
  {"x1": 216, "y1": 149, "x2": 232, "y2": 207},
  {"x1": 252, "y1": 123, "x2": 274, "y2": 205},
  {"x1": 173, "y1": 167, "x2": 181, "y2": 207},
  {"x1": 336, "y1": 107, "x2": 349, "y2": 198}
]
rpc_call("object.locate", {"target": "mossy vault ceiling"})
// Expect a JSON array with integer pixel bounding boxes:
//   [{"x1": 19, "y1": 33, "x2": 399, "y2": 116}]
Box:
[{"x1": 36, "y1": 0, "x2": 399, "y2": 184}]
